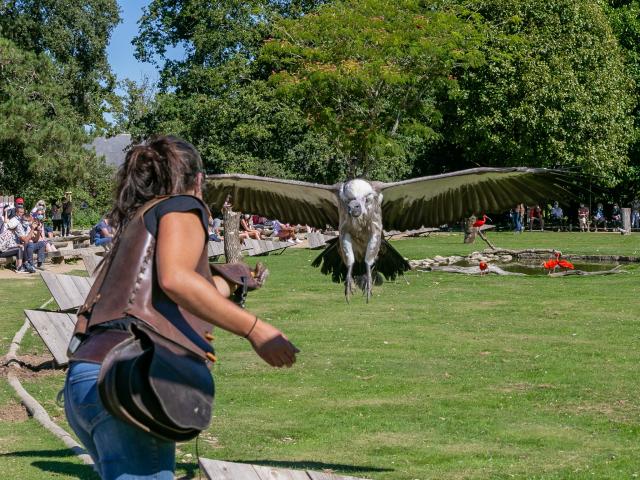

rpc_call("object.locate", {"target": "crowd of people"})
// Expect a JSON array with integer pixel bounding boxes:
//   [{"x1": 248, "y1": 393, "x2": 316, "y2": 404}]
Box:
[
  {"x1": 508, "y1": 201, "x2": 638, "y2": 233},
  {"x1": 0, "y1": 197, "x2": 62, "y2": 273}
]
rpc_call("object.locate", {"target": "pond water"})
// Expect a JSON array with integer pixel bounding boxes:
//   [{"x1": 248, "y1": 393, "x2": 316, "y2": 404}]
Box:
[{"x1": 453, "y1": 260, "x2": 621, "y2": 276}]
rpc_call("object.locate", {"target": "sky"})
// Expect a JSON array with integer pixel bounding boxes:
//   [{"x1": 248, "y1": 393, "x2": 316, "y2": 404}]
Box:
[{"x1": 107, "y1": 0, "x2": 159, "y2": 86}]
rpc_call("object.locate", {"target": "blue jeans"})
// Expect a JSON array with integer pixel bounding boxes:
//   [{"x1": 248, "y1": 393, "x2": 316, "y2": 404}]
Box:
[
  {"x1": 95, "y1": 237, "x2": 112, "y2": 247},
  {"x1": 25, "y1": 240, "x2": 47, "y2": 265},
  {"x1": 64, "y1": 362, "x2": 175, "y2": 479}
]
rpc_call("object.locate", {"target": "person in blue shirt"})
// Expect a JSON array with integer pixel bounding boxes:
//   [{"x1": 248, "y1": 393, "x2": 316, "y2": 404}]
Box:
[{"x1": 94, "y1": 217, "x2": 114, "y2": 247}]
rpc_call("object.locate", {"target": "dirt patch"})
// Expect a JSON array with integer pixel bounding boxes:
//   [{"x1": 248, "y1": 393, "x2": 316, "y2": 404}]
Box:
[
  {"x1": 0, "y1": 399, "x2": 29, "y2": 422},
  {"x1": 0, "y1": 261, "x2": 84, "y2": 280},
  {"x1": 1, "y1": 353, "x2": 62, "y2": 380}
]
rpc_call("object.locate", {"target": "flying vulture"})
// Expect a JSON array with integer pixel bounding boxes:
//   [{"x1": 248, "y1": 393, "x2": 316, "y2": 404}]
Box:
[{"x1": 205, "y1": 167, "x2": 571, "y2": 301}]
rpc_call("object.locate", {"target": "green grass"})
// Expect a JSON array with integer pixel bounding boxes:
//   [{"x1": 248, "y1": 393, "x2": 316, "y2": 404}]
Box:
[{"x1": 1, "y1": 232, "x2": 640, "y2": 479}]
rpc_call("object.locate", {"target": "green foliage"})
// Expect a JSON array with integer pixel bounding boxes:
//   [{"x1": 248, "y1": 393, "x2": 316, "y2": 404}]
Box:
[
  {"x1": 0, "y1": 0, "x2": 121, "y2": 126},
  {"x1": 0, "y1": 36, "x2": 115, "y2": 223},
  {"x1": 260, "y1": 0, "x2": 487, "y2": 179},
  {"x1": 131, "y1": 0, "x2": 637, "y2": 191},
  {"x1": 424, "y1": 0, "x2": 635, "y2": 186}
]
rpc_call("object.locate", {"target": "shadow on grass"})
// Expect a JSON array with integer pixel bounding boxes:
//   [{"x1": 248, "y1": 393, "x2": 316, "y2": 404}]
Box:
[
  {"x1": 2, "y1": 450, "x2": 199, "y2": 479},
  {"x1": 230, "y1": 458, "x2": 394, "y2": 474}
]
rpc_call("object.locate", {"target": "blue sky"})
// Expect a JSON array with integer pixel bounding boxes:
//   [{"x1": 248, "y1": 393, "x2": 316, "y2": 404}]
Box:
[{"x1": 107, "y1": 0, "x2": 158, "y2": 85}]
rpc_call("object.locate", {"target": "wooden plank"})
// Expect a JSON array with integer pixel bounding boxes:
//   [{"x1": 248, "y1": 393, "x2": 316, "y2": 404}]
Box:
[
  {"x1": 82, "y1": 254, "x2": 103, "y2": 277},
  {"x1": 24, "y1": 310, "x2": 77, "y2": 366},
  {"x1": 40, "y1": 272, "x2": 92, "y2": 311},
  {"x1": 253, "y1": 464, "x2": 311, "y2": 480},
  {"x1": 208, "y1": 241, "x2": 225, "y2": 257},
  {"x1": 307, "y1": 471, "x2": 369, "y2": 480},
  {"x1": 200, "y1": 458, "x2": 261, "y2": 480}
]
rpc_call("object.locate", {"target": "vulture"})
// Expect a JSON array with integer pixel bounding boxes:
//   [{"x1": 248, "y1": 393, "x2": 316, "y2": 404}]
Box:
[{"x1": 205, "y1": 167, "x2": 571, "y2": 301}]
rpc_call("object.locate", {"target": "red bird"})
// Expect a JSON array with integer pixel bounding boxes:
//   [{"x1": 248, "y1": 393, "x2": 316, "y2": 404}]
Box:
[
  {"x1": 473, "y1": 214, "x2": 492, "y2": 228},
  {"x1": 479, "y1": 261, "x2": 489, "y2": 275},
  {"x1": 544, "y1": 252, "x2": 574, "y2": 273}
]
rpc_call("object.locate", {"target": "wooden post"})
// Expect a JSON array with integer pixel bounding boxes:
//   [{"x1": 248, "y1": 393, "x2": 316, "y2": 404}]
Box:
[
  {"x1": 464, "y1": 216, "x2": 477, "y2": 244},
  {"x1": 622, "y1": 207, "x2": 631, "y2": 235},
  {"x1": 222, "y1": 205, "x2": 243, "y2": 263}
]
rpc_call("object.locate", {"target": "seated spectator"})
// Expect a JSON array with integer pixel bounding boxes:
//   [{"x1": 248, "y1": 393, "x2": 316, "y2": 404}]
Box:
[
  {"x1": 549, "y1": 201, "x2": 564, "y2": 231},
  {"x1": 31, "y1": 199, "x2": 46, "y2": 215},
  {"x1": 33, "y1": 208, "x2": 57, "y2": 252},
  {"x1": 593, "y1": 203, "x2": 607, "y2": 231},
  {"x1": 0, "y1": 212, "x2": 28, "y2": 273},
  {"x1": 93, "y1": 217, "x2": 114, "y2": 248},
  {"x1": 578, "y1": 203, "x2": 589, "y2": 232},
  {"x1": 240, "y1": 214, "x2": 262, "y2": 240},
  {"x1": 273, "y1": 219, "x2": 301, "y2": 244},
  {"x1": 18, "y1": 209, "x2": 48, "y2": 270},
  {"x1": 610, "y1": 203, "x2": 622, "y2": 229},
  {"x1": 528, "y1": 204, "x2": 544, "y2": 231},
  {"x1": 208, "y1": 216, "x2": 223, "y2": 242},
  {"x1": 632, "y1": 198, "x2": 640, "y2": 229}
]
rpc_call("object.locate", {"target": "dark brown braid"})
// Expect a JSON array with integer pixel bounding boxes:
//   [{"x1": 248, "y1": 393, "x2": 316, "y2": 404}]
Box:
[{"x1": 110, "y1": 135, "x2": 203, "y2": 230}]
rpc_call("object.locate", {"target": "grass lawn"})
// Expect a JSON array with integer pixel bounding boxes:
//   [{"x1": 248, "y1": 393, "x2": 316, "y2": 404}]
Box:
[{"x1": 1, "y1": 232, "x2": 639, "y2": 479}]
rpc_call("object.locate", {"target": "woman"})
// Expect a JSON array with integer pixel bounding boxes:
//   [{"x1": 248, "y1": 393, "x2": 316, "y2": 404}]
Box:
[{"x1": 64, "y1": 136, "x2": 297, "y2": 479}]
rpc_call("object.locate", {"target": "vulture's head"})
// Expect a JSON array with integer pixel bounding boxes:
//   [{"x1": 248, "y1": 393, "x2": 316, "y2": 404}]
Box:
[{"x1": 340, "y1": 179, "x2": 383, "y2": 219}]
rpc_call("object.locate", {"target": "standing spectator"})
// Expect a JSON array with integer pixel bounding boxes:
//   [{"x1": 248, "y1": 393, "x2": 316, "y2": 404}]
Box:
[
  {"x1": 577, "y1": 203, "x2": 590, "y2": 232},
  {"x1": 93, "y1": 217, "x2": 114, "y2": 248},
  {"x1": 50, "y1": 201, "x2": 63, "y2": 233},
  {"x1": 61, "y1": 193, "x2": 73, "y2": 236},
  {"x1": 631, "y1": 198, "x2": 640, "y2": 229},
  {"x1": 593, "y1": 203, "x2": 606, "y2": 231},
  {"x1": 510, "y1": 205, "x2": 522, "y2": 233}
]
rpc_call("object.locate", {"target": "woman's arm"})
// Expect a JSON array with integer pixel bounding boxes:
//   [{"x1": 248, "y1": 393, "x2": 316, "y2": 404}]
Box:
[{"x1": 156, "y1": 211, "x2": 297, "y2": 367}]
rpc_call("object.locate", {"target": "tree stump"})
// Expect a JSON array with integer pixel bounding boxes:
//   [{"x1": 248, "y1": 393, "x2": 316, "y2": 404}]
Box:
[
  {"x1": 223, "y1": 206, "x2": 243, "y2": 264},
  {"x1": 464, "y1": 215, "x2": 477, "y2": 244}
]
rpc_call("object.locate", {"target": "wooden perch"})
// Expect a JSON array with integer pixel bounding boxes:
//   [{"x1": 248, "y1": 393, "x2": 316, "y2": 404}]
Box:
[
  {"x1": 548, "y1": 266, "x2": 627, "y2": 277},
  {"x1": 416, "y1": 265, "x2": 525, "y2": 276},
  {"x1": 484, "y1": 248, "x2": 560, "y2": 256}
]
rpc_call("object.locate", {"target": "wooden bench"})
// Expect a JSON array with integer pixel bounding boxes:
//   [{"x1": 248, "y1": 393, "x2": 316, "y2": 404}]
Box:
[
  {"x1": 243, "y1": 238, "x2": 290, "y2": 256},
  {"x1": 23, "y1": 310, "x2": 77, "y2": 366},
  {"x1": 82, "y1": 254, "x2": 103, "y2": 277},
  {"x1": 208, "y1": 240, "x2": 226, "y2": 259},
  {"x1": 40, "y1": 272, "x2": 93, "y2": 311},
  {"x1": 199, "y1": 459, "x2": 369, "y2": 480},
  {"x1": 307, "y1": 231, "x2": 337, "y2": 249}
]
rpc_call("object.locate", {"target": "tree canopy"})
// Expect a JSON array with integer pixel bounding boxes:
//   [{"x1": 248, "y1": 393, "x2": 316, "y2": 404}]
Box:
[{"x1": 129, "y1": 0, "x2": 637, "y2": 195}]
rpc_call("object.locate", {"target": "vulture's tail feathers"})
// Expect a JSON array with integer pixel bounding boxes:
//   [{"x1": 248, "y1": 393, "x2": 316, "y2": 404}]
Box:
[
  {"x1": 312, "y1": 237, "x2": 411, "y2": 288},
  {"x1": 376, "y1": 238, "x2": 411, "y2": 281}
]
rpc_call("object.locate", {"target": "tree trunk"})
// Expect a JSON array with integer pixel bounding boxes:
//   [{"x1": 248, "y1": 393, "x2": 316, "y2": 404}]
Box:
[
  {"x1": 464, "y1": 216, "x2": 477, "y2": 244},
  {"x1": 622, "y1": 207, "x2": 631, "y2": 235},
  {"x1": 223, "y1": 206, "x2": 243, "y2": 264}
]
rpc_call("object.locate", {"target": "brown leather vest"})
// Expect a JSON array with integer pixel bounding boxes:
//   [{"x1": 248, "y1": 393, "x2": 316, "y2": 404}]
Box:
[{"x1": 70, "y1": 195, "x2": 214, "y2": 361}]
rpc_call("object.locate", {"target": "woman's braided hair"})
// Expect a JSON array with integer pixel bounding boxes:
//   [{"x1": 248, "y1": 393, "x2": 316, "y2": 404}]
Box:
[{"x1": 110, "y1": 135, "x2": 203, "y2": 230}]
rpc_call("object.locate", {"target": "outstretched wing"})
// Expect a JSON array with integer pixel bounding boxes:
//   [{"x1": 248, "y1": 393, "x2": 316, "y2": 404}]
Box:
[
  {"x1": 379, "y1": 167, "x2": 572, "y2": 231},
  {"x1": 205, "y1": 174, "x2": 340, "y2": 228}
]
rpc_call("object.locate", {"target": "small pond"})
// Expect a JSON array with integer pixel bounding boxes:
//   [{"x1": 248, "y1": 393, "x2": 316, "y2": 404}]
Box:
[{"x1": 453, "y1": 260, "x2": 621, "y2": 276}]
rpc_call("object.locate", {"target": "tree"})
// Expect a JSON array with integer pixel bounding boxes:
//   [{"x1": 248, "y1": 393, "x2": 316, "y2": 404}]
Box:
[
  {"x1": 0, "y1": 0, "x2": 121, "y2": 126},
  {"x1": 420, "y1": 0, "x2": 635, "y2": 186},
  {"x1": 259, "y1": 0, "x2": 487, "y2": 180},
  {"x1": 0, "y1": 37, "x2": 114, "y2": 223}
]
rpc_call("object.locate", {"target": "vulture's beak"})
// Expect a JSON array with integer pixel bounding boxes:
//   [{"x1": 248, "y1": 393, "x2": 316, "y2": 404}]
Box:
[{"x1": 348, "y1": 200, "x2": 363, "y2": 218}]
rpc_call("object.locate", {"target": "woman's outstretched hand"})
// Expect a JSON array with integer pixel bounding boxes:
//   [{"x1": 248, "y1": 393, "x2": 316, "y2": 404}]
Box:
[{"x1": 247, "y1": 319, "x2": 299, "y2": 368}]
